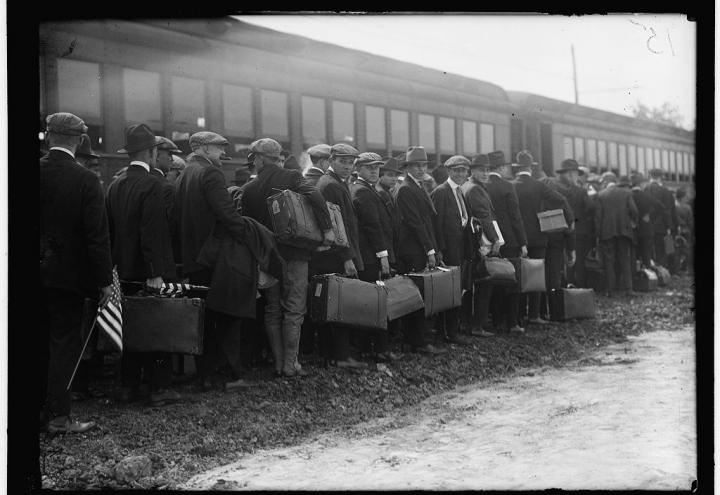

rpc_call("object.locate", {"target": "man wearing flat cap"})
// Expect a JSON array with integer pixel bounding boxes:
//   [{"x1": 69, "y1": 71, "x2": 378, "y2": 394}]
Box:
[
  {"x1": 376, "y1": 156, "x2": 402, "y2": 255},
  {"x1": 430, "y1": 155, "x2": 473, "y2": 345},
  {"x1": 645, "y1": 168, "x2": 678, "y2": 268},
  {"x1": 40, "y1": 112, "x2": 114, "y2": 434},
  {"x1": 241, "y1": 137, "x2": 334, "y2": 377},
  {"x1": 483, "y1": 150, "x2": 527, "y2": 334},
  {"x1": 303, "y1": 144, "x2": 332, "y2": 187},
  {"x1": 393, "y1": 146, "x2": 447, "y2": 355},
  {"x1": 106, "y1": 123, "x2": 180, "y2": 406},
  {"x1": 176, "y1": 131, "x2": 282, "y2": 390}
]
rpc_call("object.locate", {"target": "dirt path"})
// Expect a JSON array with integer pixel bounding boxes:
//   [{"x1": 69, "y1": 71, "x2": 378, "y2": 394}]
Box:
[{"x1": 184, "y1": 326, "x2": 695, "y2": 491}]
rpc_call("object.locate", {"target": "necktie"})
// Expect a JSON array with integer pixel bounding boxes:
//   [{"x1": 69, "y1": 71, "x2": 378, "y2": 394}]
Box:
[{"x1": 456, "y1": 186, "x2": 468, "y2": 227}]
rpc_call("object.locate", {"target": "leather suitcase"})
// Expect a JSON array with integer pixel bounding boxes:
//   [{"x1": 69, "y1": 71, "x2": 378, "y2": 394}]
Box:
[
  {"x1": 267, "y1": 189, "x2": 323, "y2": 250},
  {"x1": 651, "y1": 265, "x2": 671, "y2": 287},
  {"x1": 549, "y1": 288, "x2": 596, "y2": 321},
  {"x1": 97, "y1": 296, "x2": 205, "y2": 354},
  {"x1": 509, "y1": 257, "x2": 546, "y2": 293},
  {"x1": 407, "y1": 266, "x2": 462, "y2": 317},
  {"x1": 537, "y1": 209, "x2": 569, "y2": 233},
  {"x1": 325, "y1": 202, "x2": 351, "y2": 251},
  {"x1": 633, "y1": 268, "x2": 658, "y2": 292},
  {"x1": 310, "y1": 274, "x2": 387, "y2": 331},
  {"x1": 478, "y1": 257, "x2": 517, "y2": 286},
  {"x1": 380, "y1": 275, "x2": 425, "y2": 321}
]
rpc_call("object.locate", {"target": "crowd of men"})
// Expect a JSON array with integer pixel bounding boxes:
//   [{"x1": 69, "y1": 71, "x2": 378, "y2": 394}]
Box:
[{"x1": 39, "y1": 111, "x2": 694, "y2": 435}]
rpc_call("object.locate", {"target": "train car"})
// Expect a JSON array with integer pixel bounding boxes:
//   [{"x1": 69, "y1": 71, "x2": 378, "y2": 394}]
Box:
[
  {"x1": 39, "y1": 17, "x2": 514, "y2": 187},
  {"x1": 507, "y1": 91, "x2": 695, "y2": 190}
]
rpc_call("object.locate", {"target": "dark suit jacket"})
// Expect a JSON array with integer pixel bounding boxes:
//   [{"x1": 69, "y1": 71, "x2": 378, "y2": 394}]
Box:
[
  {"x1": 315, "y1": 170, "x2": 364, "y2": 272},
  {"x1": 632, "y1": 188, "x2": 665, "y2": 239},
  {"x1": 40, "y1": 149, "x2": 113, "y2": 294},
  {"x1": 595, "y1": 185, "x2": 639, "y2": 241},
  {"x1": 303, "y1": 166, "x2": 325, "y2": 187},
  {"x1": 513, "y1": 174, "x2": 573, "y2": 248},
  {"x1": 461, "y1": 177, "x2": 497, "y2": 242},
  {"x1": 484, "y1": 174, "x2": 527, "y2": 248},
  {"x1": 241, "y1": 163, "x2": 332, "y2": 262},
  {"x1": 351, "y1": 178, "x2": 396, "y2": 268},
  {"x1": 106, "y1": 164, "x2": 176, "y2": 281},
  {"x1": 430, "y1": 181, "x2": 471, "y2": 265},
  {"x1": 645, "y1": 181, "x2": 678, "y2": 235},
  {"x1": 393, "y1": 174, "x2": 438, "y2": 259}
]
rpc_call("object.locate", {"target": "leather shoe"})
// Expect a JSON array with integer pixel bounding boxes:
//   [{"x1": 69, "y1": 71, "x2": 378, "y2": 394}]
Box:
[
  {"x1": 336, "y1": 356, "x2": 368, "y2": 369},
  {"x1": 509, "y1": 325, "x2": 525, "y2": 333},
  {"x1": 149, "y1": 389, "x2": 182, "y2": 407},
  {"x1": 528, "y1": 317, "x2": 549, "y2": 325},
  {"x1": 471, "y1": 328, "x2": 495, "y2": 337},
  {"x1": 375, "y1": 351, "x2": 402, "y2": 362},
  {"x1": 46, "y1": 416, "x2": 96, "y2": 434},
  {"x1": 414, "y1": 343, "x2": 448, "y2": 355},
  {"x1": 282, "y1": 367, "x2": 309, "y2": 377},
  {"x1": 224, "y1": 378, "x2": 259, "y2": 390},
  {"x1": 446, "y1": 335, "x2": 471, "y2": 345}
]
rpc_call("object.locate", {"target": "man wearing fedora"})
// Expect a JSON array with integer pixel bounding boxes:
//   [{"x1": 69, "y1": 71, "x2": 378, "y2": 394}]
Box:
[
  {"x1": 106, "y1": 123, "x2": 180, "y2": 406},
  {"x1": 430, "y1": 155, "x2": 474, "y2": 346},
  {"x1": 594, "y1": 174, "x2": 639, "y2": 297},
  {"x1": 40, "y1": 112, "x2": 114, "y2": 434},
  {"x1": 461, "y1": 154, "x2": 500, "y2": 336},
  {"x1": 393, "y1": 146, "x2": 447, "y2": 355},
  {"x1": 645, "y1": 168, "x2": 678, "y2": 269},
  {"x1": 483, "y1": 150, "x2": 527, "y2": 333},
  {"x1": 241, "y1": 138, "x2": 334, "y2": 377},
  {"x1": 512, "y1": 150, "x2": 573, "y2": 325}
]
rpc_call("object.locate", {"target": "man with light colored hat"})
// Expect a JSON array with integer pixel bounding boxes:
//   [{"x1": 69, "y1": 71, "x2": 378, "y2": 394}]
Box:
[
  {"x1": 393, "y1": 146, "x2": 447, "y2": 355},
  {"x1": 40, "y1": 112, "x2": 113, "y2": 433},
  {"x1": 304, "y1": 144, "x2": 332, "y2": 187},
  {"x1": 241, "y1": 137, "x2": 334, "y2": 377},
  {"x1": 430, "y1": 155, "x2": 473, "y2": 345}
]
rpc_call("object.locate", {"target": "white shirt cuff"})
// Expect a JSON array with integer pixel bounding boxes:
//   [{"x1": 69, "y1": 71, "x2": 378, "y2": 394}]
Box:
[
  {"x1": 427, "y1": 249, "x2": 436, "y2": 256},
  {"x1": 375, "y1": 250, "x2": 389, "y2": 258}
]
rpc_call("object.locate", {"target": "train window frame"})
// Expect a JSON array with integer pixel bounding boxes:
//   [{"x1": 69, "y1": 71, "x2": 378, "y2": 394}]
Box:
[
  {"x1": 628, "y1": 144, "x2": 637, "y2": 171},
  {"x1": 668, "y1": 149, "x2": 676, "y2": 178},
  {"x1": 637, "y1": 146, "x2": 646, "y2": 173},
  {"x1": 390, "y1": 109, "x2": 410, "y2": 152},
  {"x1": 301, "y1": 95, "x2": 327, "y2": 146},
  {"x1": 123, "y1": 67, "x2": 163, "y2": 128},
  {"x1": 439, "y1": 116, "x2": 456, "y2": 155},
  {"x1": 479, "y1": 123, "x2": 494, "y2": 155},
  {"x1": 418, "y1": 113, "x2": 437, "y2": 152},
  {"x1": 608, "y1": 142, "x2": 618, "y2": 169},
  {"x1": 645, "y1": 148, "x2": 653, "y2": 169},
  {"x1": 260, "y1": 89, "x2": 290, "y2": 140},
  {"x1": 171, "y1": 75, "x2": 206, "y2": 128},
  {"x1": 222, "y1": 83, "x2": 254, "y2": 138},
  {"x1": 462, "y1": 120, "x2": 478, "y2": 156},
  {"x1": 586, "y1": 139, "x2": 598, "y2": 166},
  {"x1": 618, "y1": 143, "x2": 627, "y2": 176},
  {"x1": 562, "y1": 136, "x2": 573, "y2": 160},
  {"x1": 661, "y1": 149, "x2": 669, "y2": 172},
  {"x1": 56, "y1": 58, "x2": 103, "y2": 121},
  {"x1": 597, "y1": 140, "x2": 607, "y2": 171},
  {"x1": 365, "y1": 105, "x2": 387, "y2": 149},
  {"x1": 331, "y1": 99, "x2": 356, "y2": 144}
]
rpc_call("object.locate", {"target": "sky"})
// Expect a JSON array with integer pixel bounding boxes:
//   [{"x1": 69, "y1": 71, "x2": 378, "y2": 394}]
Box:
[{"x1": 235, "y1": 13, "x2": 696, "y2": 130}]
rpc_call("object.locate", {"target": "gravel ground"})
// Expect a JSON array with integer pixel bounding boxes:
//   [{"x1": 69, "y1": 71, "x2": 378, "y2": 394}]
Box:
[{"x1": 40, "y1": 275, "x2": 694, "y2": 490}]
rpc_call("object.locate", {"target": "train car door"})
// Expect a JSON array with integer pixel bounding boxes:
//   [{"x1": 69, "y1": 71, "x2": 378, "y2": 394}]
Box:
[{"x1": 540, "y1": 122, "x2": 554, "y2": 177}]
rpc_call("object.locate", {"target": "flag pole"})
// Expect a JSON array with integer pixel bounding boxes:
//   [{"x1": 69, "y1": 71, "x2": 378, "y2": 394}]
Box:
[{"x1": 66, "y1": 308, "x2": 101, "y2": 391}]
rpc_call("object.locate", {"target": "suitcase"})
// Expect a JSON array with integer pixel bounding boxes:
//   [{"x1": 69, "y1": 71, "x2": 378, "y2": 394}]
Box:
[
  {"x1": 509, "y1": 257, "x2": 546, "y2": 293},
  {"x1": 477, "y1": 257, "x2": 517, "y2": 286},
  {"x1": 380, "y1": 275, "x2": 425, "y2": 321},
  {"x1": 537, "y1": 209, "x2": 569, "y2": 233},
  {"x1": 97, "y1": 296, "x2": 205, "y2": 354},
  {"x1": 325, "y1": 202, "x2": 351, "y2": 251},
  {"x1": 633, "y1": 268, "x2": 658, "y2": 292},
  {"x1": 267, "y1": 189, "x2": 323, "y2": 250},
  {"x1": 310, "y1": 274, "x2": 387, "y2": 331},
  {"x1": 407, "y1": 266, "x2": 462, "y2": 317},
  {"x1": 650, "y1": 265, "x2": 671, "y2": 287},
  {"x1": 549, "y1": 287, "x2": 596, "y2": 321}
]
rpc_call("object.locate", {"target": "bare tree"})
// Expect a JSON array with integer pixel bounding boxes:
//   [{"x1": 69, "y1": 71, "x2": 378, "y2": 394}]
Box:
[{"x1": 631, "y1": 100, "x2": 686, "y2": 128}]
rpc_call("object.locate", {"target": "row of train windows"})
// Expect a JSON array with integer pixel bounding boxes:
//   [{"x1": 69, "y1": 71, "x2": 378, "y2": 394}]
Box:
[
  {"x1": 51, "y1": 58, "x2": 495, "y2": 155},
  {"x1": 563, "y1": 136, "x2": 694, "y2": 178}
]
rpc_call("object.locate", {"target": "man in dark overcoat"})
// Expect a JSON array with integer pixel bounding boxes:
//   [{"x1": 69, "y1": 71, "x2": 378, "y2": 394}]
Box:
[
  {"x1": 40, "y1": 113, "x2": 113, "y2": 433},
  {"x1": 630, "y1": 173, "x2": 665, "y2": 268},
  {"x1": 303, "y1": 144, "x2": 332, "y2": 187},
  {"x1": 645, "y1": 168, "x2": 678, "y2": 268}
]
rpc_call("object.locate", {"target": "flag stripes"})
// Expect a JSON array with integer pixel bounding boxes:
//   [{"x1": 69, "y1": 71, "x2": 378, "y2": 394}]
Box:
[{"x1": 97, "y1": 266, "x2": 123, "y2": 351}]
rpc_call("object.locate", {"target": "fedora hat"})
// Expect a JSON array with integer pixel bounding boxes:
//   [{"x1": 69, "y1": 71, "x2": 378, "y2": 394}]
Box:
[
  {"x1": 470, "y1": 154, "x2": 490, "y2": 169},
  {"x1": 76, "y1": 134, "x2": 99, "y2": 159},
  {"x1": 380, "y1": 156, "x2": 402, "y2": 174},
  {"x1": 617, "y1": 175, "x2": 631, "y2": 187},
  {"x1": 556, "y1": 158, "x2": 583, "y2": 175},
  {"x1": 118, "y1": 123, "x2": 162, "y2": 154},
  {"x1": 487, "y1": 150, "x2": 510, "y2": 169},
  {"x1": 400, "y1": 146, "x2": 429, "y2": 166},
  {"x1": 511, "y1": 150, "x2": 534, "y2": 168},
  {"x1": 283, "y1": 155, "x2": 301, "y2": 171}
]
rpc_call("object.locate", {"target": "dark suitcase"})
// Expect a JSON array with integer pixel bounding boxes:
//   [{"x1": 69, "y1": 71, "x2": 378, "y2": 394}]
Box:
[
  {"x1": 478, "y1": 257, "x2": 517, "y2": 286},
  {"x1": 549, "y1": 287, "x2": 596, "y2": 321},
  {"x1": 509, "y1": 257, "x2": 546, "y2": 293},
  {"x1": 408, "y1": 266, "x2": 462, "y2": 317},
  {"x1": 325, "y1": 202, "x2": 351, "y2": 251},
  {"x1": 651, "y1": 265, "x2": 671, "y2": 287},
  {"x1": 310, "y1": 274, "x2": 387, "y2": 331},
  {"x1": 97, "y1": 296, "x2": 205, "y2": 354},
  {"x1": 633, "y1": 268, "x2": 658, "y2": 292},
  {"x1": 380, "y1": 275, "x2": 425, "y2": 321},
  {"x1": 267, "y1": 189, "x2": 323, "y2": 250}
]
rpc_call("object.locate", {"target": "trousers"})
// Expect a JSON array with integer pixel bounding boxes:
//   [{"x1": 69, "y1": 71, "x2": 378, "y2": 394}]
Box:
[
  {"x1": 397, "y1": 255, "x2": 428, "y2": 347},
  {"x1": 600, "y1": 236, "x2": 633, "y2": 292},
  {"x1": 520, "y1": 246, "x2": 546, "y2": 320}
]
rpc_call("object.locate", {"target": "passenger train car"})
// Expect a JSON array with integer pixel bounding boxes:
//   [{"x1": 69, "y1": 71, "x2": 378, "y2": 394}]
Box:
[{"x1": 38, "y1": 17, "x2": 695, "y2": 190}]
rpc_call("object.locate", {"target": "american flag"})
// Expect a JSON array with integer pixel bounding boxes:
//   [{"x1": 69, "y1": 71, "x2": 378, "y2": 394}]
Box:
[
  {"x1": 96, "y1": 267, "x2": 123, "y2": 351},
  {"x1": 154, "y1": 282, "x2": 208, "y2": 297}
]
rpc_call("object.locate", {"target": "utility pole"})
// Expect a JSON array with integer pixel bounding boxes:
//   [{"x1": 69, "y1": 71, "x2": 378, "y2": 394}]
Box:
[{"x1": 571, "y1": 44, "x2": 579, "y2": 105}]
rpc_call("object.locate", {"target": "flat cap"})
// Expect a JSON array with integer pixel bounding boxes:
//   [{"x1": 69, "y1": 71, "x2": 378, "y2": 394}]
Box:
[
  {"x1": 330, "y1": 143, "x2": 360, "y2": 157},
  {"x1": 600, "y1": 171, "x2": 617, "y2": 182},
  {"x1": 189, "y1": 131, "x2": 229, "y2": 149},
  {"x1": 283, "y1": 155, "x2": 302, "y2": 171},
  {"x1": 586, "y1": 173, "x2": 602, "y2": 183},
  {"x1": 46, "y1": 112, "x2": 88, "y2": 136},
  {"x1": 248, "y1": 138, "x2": 282, "y2": 158},
  {"x1": 444, "y1": 155, "x2": 471, "y2": 169},
  {"x1": 76, "y1": 134, "x2": 99, "y2": 158},
  {"x1": 157, "y1": 136, "x2": 182, "y2": 154},
  {"x1": 307, "y1": 144, "x2": 331, "y2": 159},
  {"x1": 355, "y1": 152, "x2": 384, "y2": 167},
  {"x1": 630, "y1": 172, "x2": 645, "y2": 186}
]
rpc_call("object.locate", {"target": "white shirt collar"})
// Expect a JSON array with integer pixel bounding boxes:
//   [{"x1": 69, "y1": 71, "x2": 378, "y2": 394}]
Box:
[
  {"x1": 129, "y1": 160, "x2": 150, "y2": 173},
  {"x1": 155, "y1": 168, "x2": 165, "y2": 177},
  {"x1": 488, "y1": 171, "x2": 501, "y2": 178},
  {"x1": 446, "y1": 178, "x2": 463, "y2": 190},
  {"x1": 406, "y1": 173, "x2": 423, "y2": 187},
  {"x1": 50, "y1": 146, "x2": 75, "y2": 159},
  {"x1": 516, "y1": 171, "x2": 531, "y2": 177},
  {"x1": 606, "y1": 182, "x2": 616, "y2": 188}
]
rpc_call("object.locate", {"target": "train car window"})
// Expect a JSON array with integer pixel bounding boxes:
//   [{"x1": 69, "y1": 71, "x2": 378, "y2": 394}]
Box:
[
  {"x1": 462, "y1": 121, "x2": 478, "y2": 155},
  {"x1": 608, "y1": 142, "x2": 618, "y2": 169},
  {"x1": 618, "y1": 144, "x2": 627, "y2": 176},
  {"x1": 171, "y1": 76, "x2": 205, "y2": 127},
  {"x1": 586, "y1": 139, "x2": 597, "y2": 166},
  {"x1": 654, "y1": 149, "x2": 661, "y2": 170},
  {"x1": 57, "y1": 58, "x2": 102, "y2": 119},
  {"x1": 597, "y1": 140, "x2": 607, "y2": 171},
  {"x1": 562, "y1": 136, "x2": 573, "y2": 160},
  {"x1": 301, "y1": 96, "x2": 326, "y2": 145},
  {"x1": 390, "y1": 110, "x2": 410, "y2": 151},
  {"x1": 223, "y1": 84, "x2": 254, "y2": 136},
  {"x1": 661, "y1": 149, "x2": 669, "y2": 172},
  {"x1": 366, "y1": 105, "x2": 386, "y2": 148},
  {"x1": 628, "y1": 144, "x2": 637, "y2": 171},
  {"x1": 261, "y1": 90, "x2": 289, "y2": 138},
  {"x1": 419, "y1": 114, "x2": 436, "y2": 152},
  {"x1": 637, "y1": 146, "x2": 645, "y2": 173},
  {"x1": 439, "y1": 117, "x2": 455, "y2": 155},
  {"x1": 687, "y1": 153, "x2": 693, "y2": 179},
  {"x1": 480, "y1": 124, "x2": 494, "y2": 154},
  {"x1": 645, "y1": 148, "x2": 654, "y2": 169},
  {"x1": 124, "y1": 68, "x2": 162, "y2": 127},
  {"x1": 676, "y1": 152, "x2": 684, "y2": 178},
  {"x1": 668, "y1": 150, "x2": 676, "y2": 178},
  {"x1": 332, "y1": 100, "x2": 355, "y2": 143},
  {"x1": 573, "y1": 137, "x2": 585, "y2": 164}
]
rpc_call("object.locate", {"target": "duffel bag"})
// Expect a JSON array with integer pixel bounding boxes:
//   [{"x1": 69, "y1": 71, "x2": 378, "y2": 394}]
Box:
[
  {"x1": 509, "y1": 257, "x2": 546, "y2": 293},
  {"x1": 310, "y1": 274, "x2": 387, "y2": 331},
  {"x1": 549, "y1": 286, "x2": 596, "y2": 321},
  {"x1": 379, "y1": 275, "x2": 425, "y2": 321},
  {"x1": 477, "y1": 256, "x2": 517, "y2": 286},
  {"x1": 407, "y1": 266, "x2": 462, "y2": 317}
]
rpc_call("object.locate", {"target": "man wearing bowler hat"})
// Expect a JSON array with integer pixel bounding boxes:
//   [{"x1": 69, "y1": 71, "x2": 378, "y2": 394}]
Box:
[
  {"x1": 393, "y1": 146, "x2": 447, "y2": 355},
  {"x1": 107, "y1": 123, "x2": 180, "y2": 406},
  {"x1": 645, "y1": 168, "x2": 678, "y2": 268},
  {"x1": 40, "y1": 112, "x2": 114, "y2": 435},
  {"x1": 483, "y1": 150, "x2": 527, "y2": 333},
  {"x1": 303, "y1": 144, "x2": 332, "y2": 187}
]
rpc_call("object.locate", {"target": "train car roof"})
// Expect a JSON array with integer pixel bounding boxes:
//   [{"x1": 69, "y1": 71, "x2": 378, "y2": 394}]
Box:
[{"x1": 507, "y1": 91, "x2": 694, "y2": 140}]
